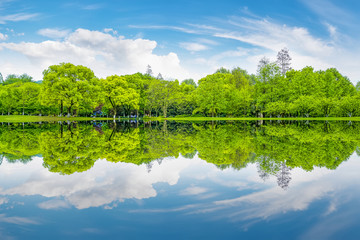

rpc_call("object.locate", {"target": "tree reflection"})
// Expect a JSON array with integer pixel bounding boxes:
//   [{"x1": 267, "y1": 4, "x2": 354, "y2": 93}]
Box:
[
  {"x1": 0, "y1": 120, "x2": 359, "y2": 190},
  {"x1": 40, "y1": 123, "x2": 103, "y2": 175}
]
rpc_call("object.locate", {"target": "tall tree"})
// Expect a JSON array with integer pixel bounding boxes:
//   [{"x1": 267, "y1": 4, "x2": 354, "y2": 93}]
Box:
[
  {"x1": 146, "y1": 78, "x2": 163, "y2": 117},
  {"x1": 156, "y1": 73, "x2": 163, "y2": 80},
  {"x1": 41, "y1": 63, "x2": 100, "y2": 116},
  {"x1": 277, "y1": 163, "x2": 292, "y2": 190},
  {"x1": 160, "y1": 80, "x2": 180, "y2": 118},
  {"x1": 146, "y1": 65, "x2": 153, "y2": 76},
  {"x1": 277, "y1": 48, "x2": 292, "y2": 75},
  {"x1": 257, "y1": 56, "x2": 270, "y2": 75}
]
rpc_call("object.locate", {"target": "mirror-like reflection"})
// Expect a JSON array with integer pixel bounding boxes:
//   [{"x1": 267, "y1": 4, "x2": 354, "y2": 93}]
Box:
[
  {"x1": 0, "y1": 120, "x2": 359, "y2": 239},
  {"x1": 1, "y1": 121, "x2": 358, "y2": 188}
]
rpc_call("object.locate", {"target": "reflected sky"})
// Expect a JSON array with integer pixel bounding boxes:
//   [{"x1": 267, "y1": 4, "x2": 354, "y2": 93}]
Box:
[
  {"x1": 0, "y1": 154, "x2": 359, "y2": 239},
  {"x1": 0, "y1": 121, "x2": 359, "y2": 239}
]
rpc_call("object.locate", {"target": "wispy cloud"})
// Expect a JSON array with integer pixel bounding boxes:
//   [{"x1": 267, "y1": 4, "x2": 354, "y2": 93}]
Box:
[
  {"x1": 0, "y1": 0, "x2": 15, "y2": 10},
  {"x1": 63, "y1": 2, "x2": 104, "y2": 11},
  {"x1": 197, "y1": 38, "x2": 218, "y2": 46},
  {"x1": 129, "y1": 25, "x2": 198, "y2": 34},
  {"x1": 82, "y1": 4, "x2": 103, "y2": 10},
  {"x1": 0, "y1": 214, "x2": 39, "y2": 225},
  {"x1": 0, "y1": 13, "x2": 38, "y2": 24},
  {"x1": 301, "y1": 0, "x2": 357, "y2": 29},
  {"x1": 180, "y1": 186, "x2": 208, "y2": 195},
  {"x1": 136, "y1": 9, "x2": 360, "y2": 81},
  {"x1": 180, "y1": 42, "x2": 208, "y2": 52}
]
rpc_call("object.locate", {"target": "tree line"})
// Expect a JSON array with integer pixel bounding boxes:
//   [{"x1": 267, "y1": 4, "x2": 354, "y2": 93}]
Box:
[{"x1": 0, "y1": 48, "x2": 359, "y2": 118}]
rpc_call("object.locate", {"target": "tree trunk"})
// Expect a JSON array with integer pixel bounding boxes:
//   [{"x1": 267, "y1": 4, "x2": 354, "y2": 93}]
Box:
[
  {"x1": 113, "y1": 108, "x2": 117, "y2": 119},
  {"x1": 163, "y1": 106, "x2": 167, "y2": 118},
  {"x1": 60, "y1": 100, "x2": 63, "y2": 116}
]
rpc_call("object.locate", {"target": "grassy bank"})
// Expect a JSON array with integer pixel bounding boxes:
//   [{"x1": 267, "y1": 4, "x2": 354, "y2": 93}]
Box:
[
  {"x1": 144, "y1": 116, "x2": 360, "y2": 122},
  {"x1": 1, "y1": 115, "x2": 359, "y2": 123},
  {"x1": 0, "y1": 115, "x2": 113, "y2": 123}
]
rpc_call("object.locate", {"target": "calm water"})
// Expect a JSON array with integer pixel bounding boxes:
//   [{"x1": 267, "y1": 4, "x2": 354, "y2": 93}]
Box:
[{"x1": 0, "y1": 120, "x2": 359, "y2": 240}]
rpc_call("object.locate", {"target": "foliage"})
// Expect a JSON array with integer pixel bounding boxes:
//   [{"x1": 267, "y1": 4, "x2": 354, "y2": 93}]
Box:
[
  {"x1": 41, "y1": 63, "x2": 101, "y2": 116},
  {"x1": 101, "y1": 75, "x2": 140, "y2": 117}
]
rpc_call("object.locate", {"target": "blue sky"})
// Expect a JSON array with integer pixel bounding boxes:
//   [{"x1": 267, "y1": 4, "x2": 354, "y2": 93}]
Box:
[{"x1": 0, "y1": 0, "x2": 359, "y2": 82}]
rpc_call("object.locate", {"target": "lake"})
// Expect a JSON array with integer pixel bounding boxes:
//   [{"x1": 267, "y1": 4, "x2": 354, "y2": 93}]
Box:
[{"x1": 0, "y1": 120, "x2": 359, "y2": 239}]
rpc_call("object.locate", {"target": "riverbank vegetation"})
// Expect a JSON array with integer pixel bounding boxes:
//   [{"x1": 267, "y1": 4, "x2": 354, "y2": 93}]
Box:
[{"x1": 0, "y1": 49, "x2": 359, "y2": 118}]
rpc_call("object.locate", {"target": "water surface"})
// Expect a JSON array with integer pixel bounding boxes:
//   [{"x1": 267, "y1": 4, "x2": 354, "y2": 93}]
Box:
[{"x1": 0, "y1": 120, "x2": 359, "y2": 239}]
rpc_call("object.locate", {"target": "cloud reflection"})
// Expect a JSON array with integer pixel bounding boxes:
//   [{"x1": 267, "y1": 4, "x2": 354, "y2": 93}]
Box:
[{"x1": 0, "y1": 157, "x2": 193, "y2": 209}]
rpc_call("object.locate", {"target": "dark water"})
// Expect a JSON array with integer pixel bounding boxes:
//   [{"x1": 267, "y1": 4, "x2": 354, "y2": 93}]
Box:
[{"x1": 0, "y1": 120, "x2": 359, "y2": 240}]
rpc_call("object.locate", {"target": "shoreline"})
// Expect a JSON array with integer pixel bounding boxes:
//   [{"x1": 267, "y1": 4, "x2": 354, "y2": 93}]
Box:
[{"x1": 0, "y1": 115, "x2": 359, "y2": 123}]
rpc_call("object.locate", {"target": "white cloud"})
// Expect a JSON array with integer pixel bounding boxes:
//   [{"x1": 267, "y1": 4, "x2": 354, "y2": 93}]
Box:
[
  {"x1": 0, "y1": 33, "x2": 7, "y2": 41},
  {"x1": 38, "y1": 199, "x2": 70, "y2": 210},
  {"x1": 37, "y1": 28, "x2": 71, "y2": 39},
  {"x1": 0, "y1": 157, "x2": 193, "y2": 209},
  {"x1": 103, "y1": 28, "x2": 117, "y2": 35},
  {"x1": 180, "y1": 42, "x2": 208, "y2": 52},
  {"x1": 0, "y1": 28, "x2": 190, "y2": 80}
]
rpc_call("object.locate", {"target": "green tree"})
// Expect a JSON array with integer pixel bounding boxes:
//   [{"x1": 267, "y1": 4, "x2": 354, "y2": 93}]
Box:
[
  {"x1": 18, "y1": 82, "x2": 41, "y2": 115},
  {"x1": 255, "y1": 62, "x2": 282, "y2": 116},
  {"x1": 41, "y1": 63, "x2": 101, "y2": 116},
  {"x1": 146, "y1": 78, "x2": 163, "y2": 117},
  {"x1": 3, "y1": 73, "x2": 33, "y2": 85},
  {"x1": 101, "y1": 75, "x2": 140, "y2": 118},
  {"x1": 182, "y1": 79, "x2": 197, "y2": 88},
  {"x1": 195, "y1": 73, "x2": 233, "y2": 117},
  {"x1": 160, "y1": 80, "x2": 180, "y2": 118}
]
